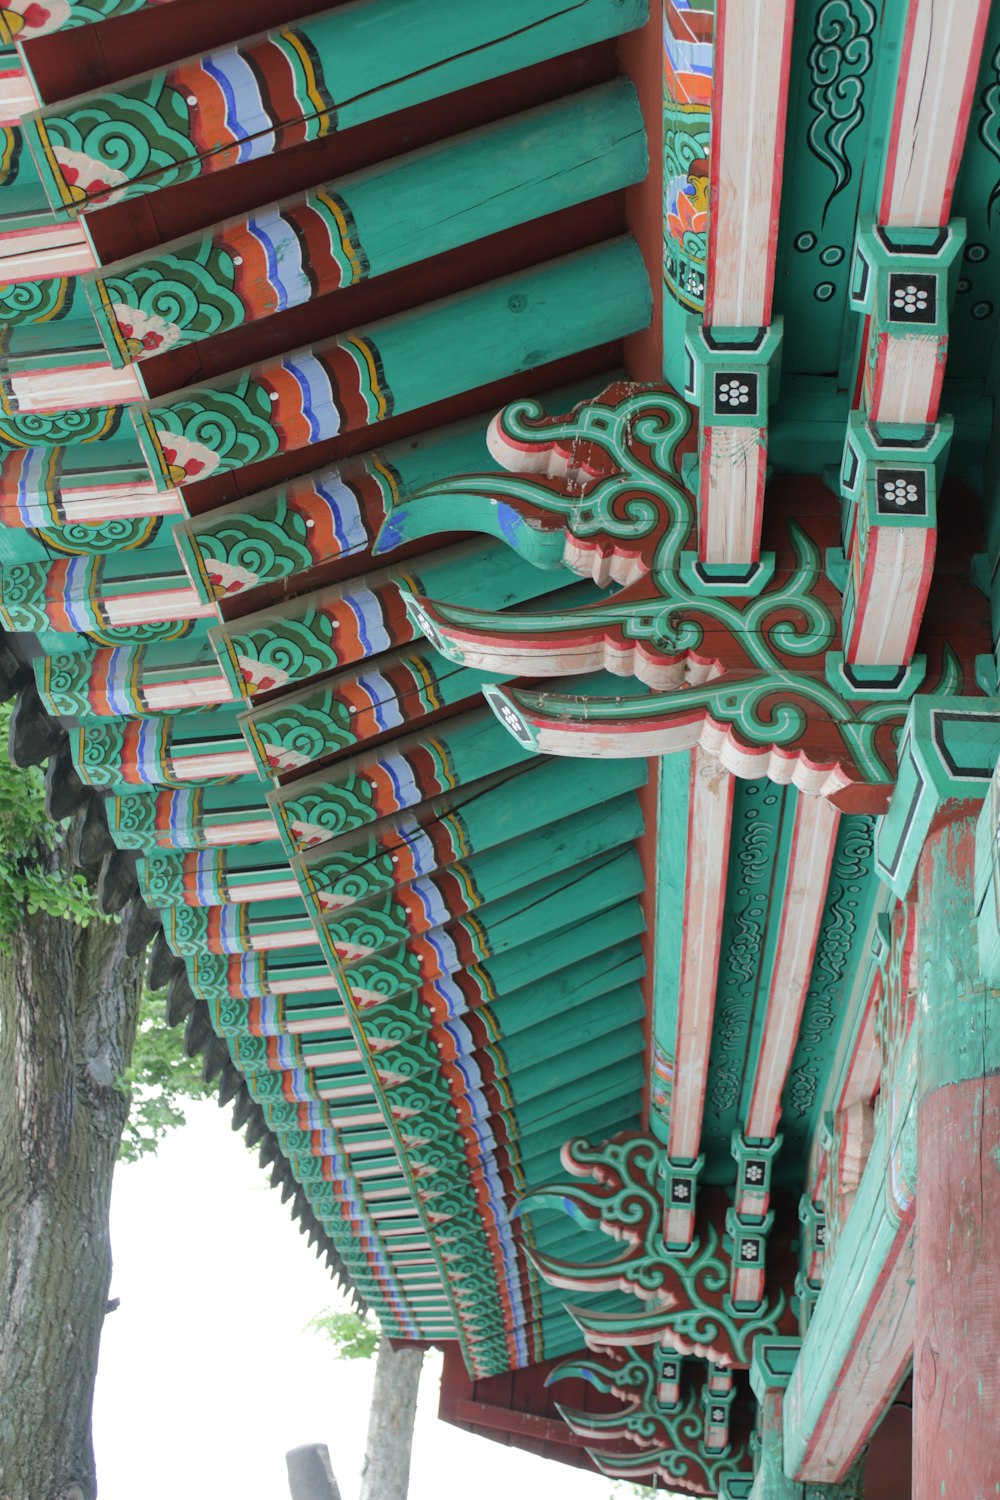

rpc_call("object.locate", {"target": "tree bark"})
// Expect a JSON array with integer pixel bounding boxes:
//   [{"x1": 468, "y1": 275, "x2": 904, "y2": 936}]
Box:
[
  {"x1": 0, "y1": 860, "x2": 144, "y2": 1500},
  {"x1": 359, "y1": 1341, "x2": 424, "y2": 1500}
]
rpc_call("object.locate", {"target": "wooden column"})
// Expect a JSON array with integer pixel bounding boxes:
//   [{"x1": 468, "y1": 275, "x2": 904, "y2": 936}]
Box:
[
  {"x1": 749, "y1": 1338, "x2": 864, "y2": 1498},
  {"x1": 913, "y1": 806, "x2": 1000, "y2": 1500}
]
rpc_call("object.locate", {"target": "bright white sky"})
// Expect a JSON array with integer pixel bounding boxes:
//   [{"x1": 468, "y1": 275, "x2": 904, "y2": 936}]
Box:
[{"x1": 94, "y1": 1099, "x2": 645, "y2": 1500}]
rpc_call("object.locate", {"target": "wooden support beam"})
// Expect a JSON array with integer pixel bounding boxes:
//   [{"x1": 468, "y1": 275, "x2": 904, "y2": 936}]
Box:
[
  {"x1": 134, "y1": 240, "x2": 650, "y2": 490},
  {"x1": 0, "y1": 445, "x2": 182, "y2": 530},
  {"x1": 879, "y1": 0, "x2": 992, "y2": 228},
  {"x1": 269, "y1": 709, "x2": 537, "y2": 857},
  {"x1": 20, "y1": 0, "x2": 646, "y2": 213},
  {"x1": 705, "y1": 0, "x2": 795, "y2": 328},
  {"x1": 84, "y1": 81, "x2": 646, "y2": 364},
  {"x1": 107, "y1": 783, "x2": 276, "y2": 851},
  {"x1": 654, "y1": 749, "x2": 734, "y2": 1248},
  {"x1": 0, "y1": 0, "x2": 176, "y2": 44},
  {"x1": 784, "y1": 1017, "x2": 916, "y2": 1483},
  {"x1": 684, "y1": 322, "x2": 782, "y2": 567},
  {"x1": 210, "y1": 539, "x2": 568, "y2": 705},
  {"x1": 294, "y1": 757, "x2": 646, "y2": 915},
  {"x1": 745, "y1": 795, "x2": 841, "y2": 1142},
  {"x1": 137, "y1": 840, "x2": 298, "y2": 907},
  {"x1": 913, "y1": 807, "x2": 1000, "y2": 1500}
]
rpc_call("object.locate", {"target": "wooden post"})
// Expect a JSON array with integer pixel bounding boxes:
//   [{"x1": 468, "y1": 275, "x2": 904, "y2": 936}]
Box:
[
  {"x1": 752, "y1": 1338, "x2": 867, "y2": 1497},
  {"x1": 913, "y1": 806, "x2": 1000, "y2": 1500},
  {"x1": 286, "y1": 1444, "x2": 341, "y2": 1500}
]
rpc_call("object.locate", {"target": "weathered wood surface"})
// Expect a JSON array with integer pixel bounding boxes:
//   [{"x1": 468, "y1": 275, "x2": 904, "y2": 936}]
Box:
[
  {"x1": 707, "y1": 0, "x2": 795, "y2": 325},
  {"x1": 913, "y1": 808, "x2": 1000, "y2": 1500},
  {"x1": 880, "y1": 0, "x2": 991, "y2": 226},
  {"x1": 784, "y1": 1041, "x2": 916, "y2": 1483}
]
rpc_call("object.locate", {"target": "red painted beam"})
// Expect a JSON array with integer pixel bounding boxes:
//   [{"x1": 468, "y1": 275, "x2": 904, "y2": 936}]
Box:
[{"x1": 913, "y1": 809, "x2": 1000, "y2": 1500}]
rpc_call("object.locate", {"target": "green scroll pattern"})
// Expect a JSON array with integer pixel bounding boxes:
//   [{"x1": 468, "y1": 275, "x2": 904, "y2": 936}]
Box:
[
  {"x1": 520, "y1": 1134, "x2": 793, "y2": 1366},
  {"x1": 549, "y1": 1346, "x2": 751, "y2": 1491},
  {"x1": 392, "y1": 384, "x2": 971, "y2": 789}
]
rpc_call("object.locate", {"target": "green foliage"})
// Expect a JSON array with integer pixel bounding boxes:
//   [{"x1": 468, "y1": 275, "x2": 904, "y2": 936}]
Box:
[
  {"x1": 117, "y1": 988, "x2": 214, "y2": 1162},
  {"x1": 0, "y1": 707, "x2": 205, "y2": 1161},
  {"x1": 0, "y1": 702, "x2": 101, "y2": 946},
  {"x1": 608, "y1": 1484, "x2": 658, "y2": 1500},
  {"x1": 306, "y1": 1308, "x2": 380, "y2": 1361}
]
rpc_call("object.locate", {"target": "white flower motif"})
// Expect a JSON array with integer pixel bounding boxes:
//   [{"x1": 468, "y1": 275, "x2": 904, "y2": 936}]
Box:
[
  {"x1": 498, "y1": 700, "x2": 525, "y2": 736},
  {"x1": 52, "y1": 145, "x2": 129, "y2": 206},
  {"x1": 236, "y1": 654, "x2": 290, "y2": 693},
  {"x1": 717, "y1": 379, "x2": 751, "y2": 408},
  {"x1": 266, "y1": 744, "x2": 311, "y2": 771},
  {"x1": 881, "y1": 477, "x2": 920, "y2": 508},
  {"x1": 157, "y1": 430, "x2": 221, "y2": 483},
  {"x1": 741, "y1": 1241, "x2": 760, "y2": 1262},
  {"x1": 4, "y1": 0, "x2": 70, "y2": 39},
  {"x1": 673, "y1": 1181, "x2": 691, "y2": 1201},
  {"x1": 745, "y1": 1162, "x2": 765, "y2": 1183},
  {"x1": 711, "y1": 1408, "x2": 726, "y2": 1423},
  {"x1": 112, "y1": 303, "x2": 182, "y2": 358},
  {"x1": 204, "y1": 558, "x2": 259, "y2": 596},
  {"x1": 892, "y1": 283, "x2": 929, "y2": 314}
]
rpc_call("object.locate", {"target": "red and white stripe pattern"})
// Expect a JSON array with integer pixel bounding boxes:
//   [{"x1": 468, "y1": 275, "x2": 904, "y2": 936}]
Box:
[
  {"x1": 744, "y1": 794, "x2": 841, "y2": 1142},
  {"x1": 879, "y1": 0, "x2": 992, "y2": 228},
  {"x1": 663, "y1": 749, "x2": 734, "y2": 1248},
  {"x1": 666, "y1": 750, "x2": 735, "y2": 1159},
  {"x1": 706, "y1": 0, "x2": 796, "y2": 326}
]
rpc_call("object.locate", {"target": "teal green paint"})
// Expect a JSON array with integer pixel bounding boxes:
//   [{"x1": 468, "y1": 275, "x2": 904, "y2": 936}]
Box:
[
  {"x1": 369, "y1": 237, "x2": 651, "y2": 418},
  {"x1": 497, "y1": 940, "x2": 646, "y2": 1036},
  {"x1": 477, "y1": 897, "x2": 644, "y2": 1001},
  {"x1": 89, "y1": 82, "x2": 645, "y2": 362},
  {"x1": 778, "y1": 814, "x2": 880, "y2": 1164},
  {"x1": 951, "y1": 2, "x2": 1000, "y2": 383},
  {"x1": 516, "y1": 1053, "x2": 644, "y2": 1134},
  {"x1": 920, "y1": 812, "x2": 1000, "y2": 1089},
  {"x1": 512, "y1": 1017, "x2": 645, "y2": 1104},
  {"x1": 260, "y1": 0, "x2": 649, "y2": 130},
  {"x1": 651, "y1": 750, "x2": 693, "y2": 1142},
  {"x1": 442, "y1": 753, "x2": 647, "y2": 853},
  {"x1": 500, "y1": 985, "x2": 645, "y2": 1074},
  {"x1": 783, "y1": 1061, "x2": 915, "y2": 1475},
  {"x1": 415, "y1": 543, "x2": 592, "y2": 616},
  {"x1": 481, "y1": 847, "x2": 644, "y2": 955},
  {"x1": 137, "y1": 238, "x2": 650, "y2": 487},
  {"x1": 700, "y1": 780, "x2": 792, "y2": 1180},
  {"x1": 773, "y1": 0, "x2": 887, "y2": 381},
  {"x1": 838, "y1": 0, "x2": 911, "y2": 391},
  {"x1": 344, "y1": 80, "x2": 645, "y2": 269},
  {"x1": 25, "y1": 0, "x2": 647, "y2": 214},
  {"x1": 514, "y1": 1101, "x2": 640, "y2": 1176},
  {"x1": 738, "y1": 786, "x2": 800, "y2": 1125},
  {"x1": 460, "y1": 792, "x2": 644, "y2": 911},
  {"x1": 269, "y1": 709, "x2": 538, "y2": 855},
  {"x1": 876, "y1": 697, "x2": 1000, "y2": 899}
]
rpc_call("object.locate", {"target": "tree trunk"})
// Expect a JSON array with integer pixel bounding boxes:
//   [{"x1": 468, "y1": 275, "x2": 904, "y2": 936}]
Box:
[
  {"x1": 0, "y1": 867, "x2": 144, "y2": 1500},
  {"x1": 359, "y1": 1341, "x2": 424, "y2": 1500}
]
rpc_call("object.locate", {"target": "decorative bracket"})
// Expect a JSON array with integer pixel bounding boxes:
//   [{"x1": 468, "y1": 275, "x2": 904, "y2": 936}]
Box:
[
  {"x1": 850, "y1": 218, "x2": 966, "y2": 426},
  {"x1": 377, "y1": 383, "x2": 984, "y2": 813},
  {"x1": 660, "y1": 1151, "x2": 706, "y2": 1251},
  {"x1": 838, "y1": 412, "x2": 952, "y2": 670},
  {"x1": 683, "y1": 321, "x2": 783, "y2": 566}
]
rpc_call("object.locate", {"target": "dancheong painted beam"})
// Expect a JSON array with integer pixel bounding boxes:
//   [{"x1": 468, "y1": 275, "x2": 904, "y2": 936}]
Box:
[{"x1": 3, "y1": 0, "x2": 1000, "y2": 1492}]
